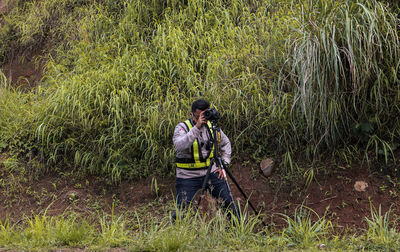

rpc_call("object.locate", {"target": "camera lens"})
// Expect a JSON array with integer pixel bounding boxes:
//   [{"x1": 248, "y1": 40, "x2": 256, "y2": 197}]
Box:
[{"x1": 203, "y1": 108, "x2": 220, "y2": 121}]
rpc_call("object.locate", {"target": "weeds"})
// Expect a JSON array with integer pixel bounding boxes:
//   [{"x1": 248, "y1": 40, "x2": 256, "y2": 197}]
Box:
[
  {"x1": 364, "y1": 204, "x2": 400, "y2": 250},
  {"x1": 0, "y1": 219, "x2": 13, "y2": 246},
  {"x1": 281, "y1": 0, "x2": 400, "y2": 160},
  {"x1": 98, "y1": 212, "x2": 130, "y2": 248},
  {"x1": 280, "y1": 206, "x2": 332, "y2": 248},
  {"x1": 1, "y1": 0, "x2": 399, "y2": 184},
  {"x1": 52, "y1": 215, "x2": 94, "y2": 247},
  {"x1": 151, "y1": 177, "x2": 160, "y2": 198},
  {"x1": 229, "y1": 203, "x2": 263, "y2": 238},
  {"x1": 1, "y1": 203, "x2": 400, "y2": 250}
]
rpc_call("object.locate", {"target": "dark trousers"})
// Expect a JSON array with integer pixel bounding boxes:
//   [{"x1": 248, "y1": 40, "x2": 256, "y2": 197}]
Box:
[{"x1": 175, "y1": 172, "x2": 233, "y2": 211}]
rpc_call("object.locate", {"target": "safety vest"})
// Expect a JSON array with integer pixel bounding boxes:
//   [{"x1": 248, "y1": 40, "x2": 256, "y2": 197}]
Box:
[{"x1": 175, "y1": 119, "x2": 215, "y2": 169}]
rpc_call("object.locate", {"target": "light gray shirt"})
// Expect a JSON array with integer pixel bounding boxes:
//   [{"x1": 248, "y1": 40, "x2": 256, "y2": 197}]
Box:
[{"x1": 173, "y1": 120, "x2": 231, "y2": 179}]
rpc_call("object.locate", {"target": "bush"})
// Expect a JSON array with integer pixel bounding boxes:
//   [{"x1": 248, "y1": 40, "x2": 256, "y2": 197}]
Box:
[{"x1": 1, "y1": 0, "x2": 399, "y2": 182}]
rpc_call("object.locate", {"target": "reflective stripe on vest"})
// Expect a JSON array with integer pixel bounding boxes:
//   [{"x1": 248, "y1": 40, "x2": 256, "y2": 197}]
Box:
[{"x1": 176, "y1": 120, "x2": 214, "y2": 169}]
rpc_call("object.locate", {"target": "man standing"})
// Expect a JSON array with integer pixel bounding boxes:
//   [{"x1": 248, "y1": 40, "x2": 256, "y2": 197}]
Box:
[{"x1": 173, "y1": 99, "x2": 232, "y2": 217}]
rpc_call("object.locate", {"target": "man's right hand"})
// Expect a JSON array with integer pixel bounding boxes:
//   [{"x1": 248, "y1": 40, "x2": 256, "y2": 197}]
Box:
[{"x1": 196, "y1": 111, "x2": 207, "y2": 129}]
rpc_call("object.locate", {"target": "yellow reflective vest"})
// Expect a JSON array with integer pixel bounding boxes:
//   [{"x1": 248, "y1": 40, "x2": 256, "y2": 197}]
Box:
[{"x1": 175, "y1": 120, "x2": 215, "y2": 169}]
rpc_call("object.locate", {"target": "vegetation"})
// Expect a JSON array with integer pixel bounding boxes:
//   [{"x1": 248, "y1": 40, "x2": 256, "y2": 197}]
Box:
[
  {"x1": 1, "y1": 0, "x2": 398, "y2": 182},
  {"x1": 0, "y1": 204, "x2": 398, "y2": 251},
  {"x1": 1, "y1": 0, "x2": 400, "y2": 248}
]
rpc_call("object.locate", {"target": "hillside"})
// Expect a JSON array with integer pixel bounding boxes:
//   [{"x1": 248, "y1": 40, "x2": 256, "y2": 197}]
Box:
[{"x1": 1, "y1": 0, "x2": 400, "y2": 250}]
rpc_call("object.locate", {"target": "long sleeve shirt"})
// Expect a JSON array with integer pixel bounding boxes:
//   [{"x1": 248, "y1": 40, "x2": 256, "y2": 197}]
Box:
[{"x1": 173, "y1": 120, "x2": 231, "y2": 179}]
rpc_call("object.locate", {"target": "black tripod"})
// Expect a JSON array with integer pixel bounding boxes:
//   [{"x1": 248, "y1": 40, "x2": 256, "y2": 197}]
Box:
[{"x1": 196, "y1": 121, "x2": 267, "y2": 227}]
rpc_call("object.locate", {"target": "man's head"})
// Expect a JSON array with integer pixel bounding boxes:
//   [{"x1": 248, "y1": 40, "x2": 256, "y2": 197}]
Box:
[
  {"x1": 191, "y1": 99, "x2": 210, "y2": 123},
  {"x1": 191, "y1": 99, "x2": 210, "y2": 113}
]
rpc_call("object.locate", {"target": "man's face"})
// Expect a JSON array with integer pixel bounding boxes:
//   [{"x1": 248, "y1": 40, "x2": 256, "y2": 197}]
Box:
[{"x1": 192, "y1": 108, "x2": 208, "y2": 123}]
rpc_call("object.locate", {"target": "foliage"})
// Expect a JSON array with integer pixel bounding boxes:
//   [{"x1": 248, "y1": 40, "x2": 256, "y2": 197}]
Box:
[
  {"x1": 0, "y1": 0, "x2": 91, "y2": 64},
  {"x1": 280, "y1": 0, "x2": 400, "y2": 161},
  {"x1": 0, "y1": 0, "x2": 399, "y2": 182},
  {"x1": 97, "y1": 208, "x2": 130, "y2": 247},
  {"x1": 0, "y1": 70, "x2": 40, "y2": 157},
  {"x1": 364, "y1": 205, "x2": 400, "y2": 250},
  {"x1": 0, "y1": 204, "x2": 400, "y2": 250},
  {"x1": 34, "y1": 0, "x2": 299, "y2": 181},
  {"x1": 280, "y1": 206, "x2": 332, "y2": 248}
]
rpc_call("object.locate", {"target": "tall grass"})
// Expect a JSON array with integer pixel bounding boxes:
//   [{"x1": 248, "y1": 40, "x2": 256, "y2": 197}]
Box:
[
  {"x1": 0, "y1": 70, "x2": 39, "y2": 156},
  {"x1": 0, "y1": 0, "x2": 91, "y2": 64},
  {"x1": 0, "y1": 0, "x2": 399, "y2": 181},
  {"x1": 34, "y1": 0, "x2": 298, "y2": 181},
  {"x1": 281, "y1": 0, "x2": 400, "y2": 160}
]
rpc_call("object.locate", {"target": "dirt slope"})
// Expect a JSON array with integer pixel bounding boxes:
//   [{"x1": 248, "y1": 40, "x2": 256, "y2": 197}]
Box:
[{"x1": 1, "y1": 154, "x2": 399, "y2": 233}]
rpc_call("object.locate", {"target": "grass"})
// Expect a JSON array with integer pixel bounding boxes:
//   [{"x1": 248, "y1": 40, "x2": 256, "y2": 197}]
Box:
[
  {"x1": 281, "y1": 0, "x2": 400, "y2": 159},
  {"x1": 0, "y1": 0, "x2": 399, "y2": 186},
  {"x1": 364, "y1": 204, "x2": 399, "y2": 250},
  {"x1": 0, "y1": 203, "x2": 399, "y2": 250},
  {"x1": 1, "y1": 1, "x2": 399, "y2": 247},
  {"x1": 280, "y1": 206, "x2": 332, "y2": 248}
]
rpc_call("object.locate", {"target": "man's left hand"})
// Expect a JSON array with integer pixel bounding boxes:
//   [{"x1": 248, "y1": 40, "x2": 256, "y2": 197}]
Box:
[{"x1": 213, "y1": 168, "x2": 225, "y2": 179}]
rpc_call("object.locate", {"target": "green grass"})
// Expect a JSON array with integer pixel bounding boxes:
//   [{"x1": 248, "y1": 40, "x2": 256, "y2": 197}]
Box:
[
  {"x1": 0, "y1": 204, "x2": 399, "y2": 251},
  {"x1": 0, "y1": 0, "x2": 399, "y2": 183},
  {"x1": 364, "y1": 204, "x2": 400, "y2": 250},
  {"x1": 280, "y1": 0, "x2": 400, "y2": 159},
  {"x1": 280, "y1": 206, "x2": 332, "y2": 248},
  {"x1": 1, "y1": 2, "x2": 400, "y2": 250}
]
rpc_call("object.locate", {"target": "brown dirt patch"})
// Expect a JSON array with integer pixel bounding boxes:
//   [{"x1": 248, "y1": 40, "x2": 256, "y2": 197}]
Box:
[
  {"x1": 0, "y1": 171, "x2": 175, "y2": 221},
  {"x1": 1, "y1": 53, "x2": 46, "y2": 90},
  {"x1": 0, "y1": 0, "x2": 16, "y2": 22},
  {"x1": 1, "y1": 158, "x2": 399, "y2": 233},
  {"x1": 228, "y1": 161, "x2": 399, "y2": 232},
  {"x1": 0, "y1": 0, "x2": 7, "y2": 15}
]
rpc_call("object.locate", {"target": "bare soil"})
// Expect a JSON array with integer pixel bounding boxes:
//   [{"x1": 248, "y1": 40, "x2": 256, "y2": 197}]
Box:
[
  {"x1": 230, "y1": 161, "x2": 398, "y2": 232},
  {"x1": 2, "y1": 52, "x2": 46, "y2": 90},
  {"x1": 1, "y1": 155, "x2": 399, "y2": 233},
  {"x1": 0, "y1": 0, "x2": 8, "y2": 16}
]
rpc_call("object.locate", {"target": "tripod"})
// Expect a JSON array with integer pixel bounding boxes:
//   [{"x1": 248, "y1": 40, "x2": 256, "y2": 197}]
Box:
[{"x1": 196, "y1": 121, "x2": 267, "y2": 227}]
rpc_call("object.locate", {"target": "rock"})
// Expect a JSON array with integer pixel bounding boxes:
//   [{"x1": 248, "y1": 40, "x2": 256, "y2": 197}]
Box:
[
  {"x1": 354, "y1": 181, "x2": 368, "y2": 192},
  {"x1": 260, "y1": 158, "x2": 274, "y2": 177},
  {"x1": 317, "y1": 244, "x2": 327, "y2": 250}
]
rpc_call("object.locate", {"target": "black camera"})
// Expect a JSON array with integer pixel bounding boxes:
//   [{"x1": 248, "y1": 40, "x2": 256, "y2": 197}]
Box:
[{"x1": 203, "y1": 108, "x2": 220, "y2": 122}]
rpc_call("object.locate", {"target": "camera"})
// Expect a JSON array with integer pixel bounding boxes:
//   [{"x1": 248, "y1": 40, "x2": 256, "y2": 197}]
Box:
[{"x1": 203, "y1": 108, "x2": 220, "y2": 122}]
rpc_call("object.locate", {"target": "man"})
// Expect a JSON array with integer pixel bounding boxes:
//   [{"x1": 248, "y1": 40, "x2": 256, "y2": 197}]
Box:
[{"x1": 173, "y1": 99, "x2": 232, "y2": 217}]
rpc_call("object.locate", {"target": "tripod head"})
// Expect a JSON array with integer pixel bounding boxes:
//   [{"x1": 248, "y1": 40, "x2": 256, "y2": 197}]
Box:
[
  {"x1": 210, "y1": 119, "x2": 220, "y2": 132},
  {"x1": 206, "y1": 120, "x2": 222, "y2": 160}
]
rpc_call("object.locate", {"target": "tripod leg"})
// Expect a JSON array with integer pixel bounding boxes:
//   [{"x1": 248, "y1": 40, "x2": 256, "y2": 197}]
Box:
[
  {"x1": 222, "y1": 162, "x2": 268, "y2": 227},
  {"x1": 222, "y1": 173, "x2": 241, "y2": 223},
  {"x1": 215, "y1": 158, "x2": 241, "y2": 223},
  {"x1": 196, "y1": 159, "x2": 214, "y2": 208}
]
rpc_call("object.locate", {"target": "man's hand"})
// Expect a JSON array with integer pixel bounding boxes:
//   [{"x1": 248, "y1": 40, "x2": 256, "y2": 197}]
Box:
[
  {"x1": 213, "y1": 168, "x2": 225, "y2": 179},
  {"x1": 195, "y1": 111, "x2": 207, "y2": 129}
]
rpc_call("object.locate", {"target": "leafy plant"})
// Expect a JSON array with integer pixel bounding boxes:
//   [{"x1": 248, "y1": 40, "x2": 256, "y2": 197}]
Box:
[
  {"x1": 98, "y1": 209, "x2": 131, "y2": 248},
  {"x1": 364, "y1": 204, "x2": 399, "y2": 250},
  {"x1": 151, "y1": 177, "x2": 159, "y2": 198},
  {"x1": 280, "y1": 206, "x2": 332, "y2": 248}
]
